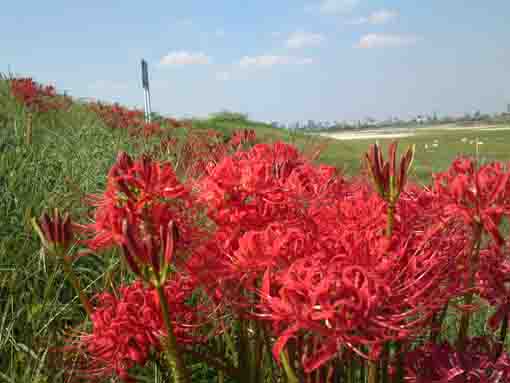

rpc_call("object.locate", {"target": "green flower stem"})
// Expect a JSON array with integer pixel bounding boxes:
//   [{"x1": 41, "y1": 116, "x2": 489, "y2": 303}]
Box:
[
  {"x1": 155, "y1": 283, "x2": 189, "y2": 383},
  {"x1": 385, "y1": 200, "x2": 400, "y2": 383},
  {"x1": 497, "y1": 313, "x2": 509, "y2": 358},
  {"x1": 281, "y1": 349, "x2": 299, "y2": 383},
  {"x1": 386, "y1": 201, "x2": 396, "y2": 237},
  {"x1": 368, "y1": 359, "x2": 378, "y2": 383}
]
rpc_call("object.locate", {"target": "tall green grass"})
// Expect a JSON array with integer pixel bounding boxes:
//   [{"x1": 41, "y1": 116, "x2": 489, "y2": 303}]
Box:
[{"x1": 0, "y1": 78, "x2": 141, "y2": 382}]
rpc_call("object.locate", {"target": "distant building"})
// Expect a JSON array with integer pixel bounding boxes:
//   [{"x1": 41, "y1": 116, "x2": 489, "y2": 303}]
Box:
[{"x1": 415, "y1": 115, "x2": 426, "y2": 124}]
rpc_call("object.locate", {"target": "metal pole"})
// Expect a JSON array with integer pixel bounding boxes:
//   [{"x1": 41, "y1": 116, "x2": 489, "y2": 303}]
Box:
[
  {"x1": 143, "y1": 90, "x2": 150, "y2": 123},
  {"x1": 145, "y1": 88, "x2": 152, "y2": 123},
  {"x1": 141, "y1": 59, "x2": 152, "y2": 123}
]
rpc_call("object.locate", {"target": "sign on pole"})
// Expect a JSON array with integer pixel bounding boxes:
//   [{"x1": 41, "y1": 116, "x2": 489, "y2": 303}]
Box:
[{"x1": 141, "y1": 59, "x2": 152, "y2": 123}]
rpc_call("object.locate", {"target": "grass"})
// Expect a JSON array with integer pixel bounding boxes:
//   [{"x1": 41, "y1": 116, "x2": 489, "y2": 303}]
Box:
[
  {"x1": 0, "y1": 79, "x2": 141, "y2": 382},
  {"x1": 1, "y1": 74, "x2": 510, "y2": 382},
  {"x1": 308, "y1": 126, "x2": 510, "y2": 180}
]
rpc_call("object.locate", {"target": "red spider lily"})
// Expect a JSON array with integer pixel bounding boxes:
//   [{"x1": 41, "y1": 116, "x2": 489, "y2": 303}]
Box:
[
  {"x1": 190, "y1": 142, "x2": 458, "y2": 374},
  {"x1": 65, "y1": 277, "x2": 206, "y2": 382},
  {"x1": 433, "y1": 158, "x2": 510, "y2": 246},
  {"x1": 477, "y1": 245, "x2": 510, "y2": 331},
  {"x1": 32, "y1": 209, "x2": 94, "y2": 316},
  {"x1": 59, "y1": 137, "x2": 510, "y2": 380},
  {"x1": 257, "y1": 183, "x2": 464, "y2": 372},
  {"x1": 10, "y1": 78, "x2": 69, "y2": 113},
  {"x1": 88, "y1": 101, "x2": 185, "y2": 138},
  {"x1": 186, "y1": 142, "x2": 342, "y2": 316},
  {"x1": 140, "y1": 122, "x2": 162, "y2": 138},
  {"x1": 404, "y1": 338, "x2": 510, "y2": 382},
  {"x1": 82, "y1": 152, "x2": 197, "y2": 253},
  {"x1": 121, "y1": 219, "x2": 178, "y2": 286},
  {"x1": 175, "y1": 129, "x2": 231, "y2": 179},
  {"x1": 229, "y1": 129, "x2": 256, "y2": 148},
  {"x1": 364, "y1": 141, "x2": 414, "y2": 202},
  {"x1": 32, "y1": 208, "x2": 74, "y2": 256},
  {"x1": 89, "y1": 102, "x2": 145, "y2": 131}
]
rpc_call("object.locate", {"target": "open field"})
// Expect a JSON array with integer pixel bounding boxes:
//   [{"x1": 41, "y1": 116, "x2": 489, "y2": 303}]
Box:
[{"x1": 314, "y1": 124, "x2": 510, "y2": 181}]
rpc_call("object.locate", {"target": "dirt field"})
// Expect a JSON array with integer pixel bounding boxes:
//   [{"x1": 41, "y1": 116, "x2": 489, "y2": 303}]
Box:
[{"x1": 320, "y1": 124, "x2": 510, "y2": 141}]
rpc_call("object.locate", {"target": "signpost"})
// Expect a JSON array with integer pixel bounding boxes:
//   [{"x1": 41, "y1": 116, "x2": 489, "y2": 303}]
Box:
[{"x1": 141, "y1": 59, "x2": 152, "y2": 123}]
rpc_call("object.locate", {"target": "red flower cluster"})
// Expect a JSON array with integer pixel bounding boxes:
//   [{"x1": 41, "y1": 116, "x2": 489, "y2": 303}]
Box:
[
  {"x1": 66, "y1": 141, "x2": 510, "y2": 382},
  {"x1": 68, "y1": 277, "x2": 205, "y2": 382},
  {"x1": 188, "y1": 142, "x2": 341, "y2": 316},
  {"x1": 10, "y1": 78, "x2": 70, "y2": 112},
  {"x1": 88, "y1": 102, "x2": 145, "y2": 132},
  {"x1": 82, "y1": 152, "x2": 199, "y2": 254},
  {"x1": 229, "y1": 128, "x2": 256, "y2": 148},
  {"x1": 88, "y1": 102, "x2": 186, "y2": 139},
  {"x1": 161, "y1": 128, "x2": 258, "y2": 179},
  {"x1": 189, "y1": 143, "x2": 510, "y2": 372},
  {"x1": 433, "y1": 157, "x2": 510, "y2": 245}
]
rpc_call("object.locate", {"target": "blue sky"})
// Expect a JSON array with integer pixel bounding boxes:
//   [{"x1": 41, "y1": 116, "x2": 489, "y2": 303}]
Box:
[{"x1": 2, "y1": 1, "x2": 509, "y2": 122}]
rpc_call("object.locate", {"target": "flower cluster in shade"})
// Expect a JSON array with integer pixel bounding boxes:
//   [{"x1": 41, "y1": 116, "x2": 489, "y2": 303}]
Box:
[{"x1": 404, "y1": 338, "x2": 510, "y2": 382}]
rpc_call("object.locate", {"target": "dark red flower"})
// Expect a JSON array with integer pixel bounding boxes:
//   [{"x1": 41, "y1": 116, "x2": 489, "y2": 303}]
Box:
[{"x1": 404, "y1": 338, "x2": 510, "y2": 382}]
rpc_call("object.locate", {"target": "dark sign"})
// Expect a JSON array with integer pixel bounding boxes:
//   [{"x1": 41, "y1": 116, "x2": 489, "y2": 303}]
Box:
[{"x1": 141, "y1": 59, "x2": 149, "y2": 90}]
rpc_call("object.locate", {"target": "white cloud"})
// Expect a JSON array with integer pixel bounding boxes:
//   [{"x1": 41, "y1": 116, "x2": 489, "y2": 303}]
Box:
[
  {"x1": 216, "y1": 71, "x2": 231, "y2": 81},
  {"x1": 238, "y1": 55, "x2": 314, "y2": 69},
  {"x1": 318, "y1": 0, "x2": 358, "y2": 14},
  {"x1": 286, "y1": 31, "x2": 325, "y2": 49},
  {"x1": 356, "y1": 33, "x2": 418, "y2": 49},
  {"x1": 349, "y1": 9, "x2": 399, "y2": 25},
  {"x1": 160, "y1": 51, "x2": 211, "y2": 66}
]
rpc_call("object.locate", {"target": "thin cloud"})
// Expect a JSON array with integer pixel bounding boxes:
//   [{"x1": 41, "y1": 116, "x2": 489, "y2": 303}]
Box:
[
  {"x1": 160, "y1": 51, "x2": 211, "y2": 66},
  {"x1": 238, "y1": 55, "x2": 314, "y2": 69},
  {"x1": 88, "y1": 80, "x2": 129, "y2": 91},
  {"x1": 216, "y1": 71, "x2": 231, "y2": 81},
  {"x1": 356, "y1": 33, "x2": 418, "y2": 49},
  {"x1": 286, "y1": 31, "x2": 325, "y2": 49},
  {"x1": 349, "y1": 9, "x2": 399, "y2": 25},
  {"x1": 318, "y1": 0, "x2": 358, "y2": 14}
]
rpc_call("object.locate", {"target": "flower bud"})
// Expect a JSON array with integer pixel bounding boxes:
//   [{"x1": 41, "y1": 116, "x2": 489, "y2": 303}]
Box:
[
  {"x1": 364, "y1": 141, "x2": 414, "y2": 203},
  {"x1": 32, "y1": 209, "x2": 74, "y2": 257}
]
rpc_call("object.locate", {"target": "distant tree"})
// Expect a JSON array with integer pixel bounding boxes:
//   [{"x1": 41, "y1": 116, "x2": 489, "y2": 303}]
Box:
[{"x1": 211, "y1": 110, "x2": 248, "y2": 122}]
